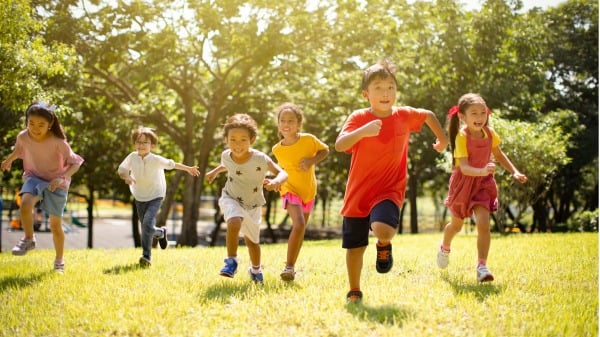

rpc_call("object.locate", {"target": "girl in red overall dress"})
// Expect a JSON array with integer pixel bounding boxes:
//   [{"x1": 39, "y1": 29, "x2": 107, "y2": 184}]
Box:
[{"x1": 436, "y1": 93, "x2": 527, "y2": 282}]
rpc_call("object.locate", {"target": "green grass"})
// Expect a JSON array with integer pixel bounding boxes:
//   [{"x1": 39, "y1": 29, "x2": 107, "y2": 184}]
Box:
[{"x1": 0, "y1": 233, "x2": 597, "y2": 337}]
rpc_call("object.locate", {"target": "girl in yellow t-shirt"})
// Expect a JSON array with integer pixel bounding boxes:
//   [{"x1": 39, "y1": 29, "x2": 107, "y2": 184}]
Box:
[{"x1": 272, "y1": 103, "x2": 329, "y2": 281}]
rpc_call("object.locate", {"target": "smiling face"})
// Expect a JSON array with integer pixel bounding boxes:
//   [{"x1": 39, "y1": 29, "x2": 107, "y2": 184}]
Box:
[
  {"x1": 225, "y1": 127, "x2": 255, "y2": 162},
  {"x1": 134, "y1": 134, "x2": 155, "y2": 158},
  {"x1": 26, "y1": 115, "x2": 52, "y2": 142},
  {"x1": 277, "y1": 109, "x2": 301, "y2": 141},
  {"x1": 362, "y1": 76, "x2": 397, "y2": 116},
  {"x1": 461, "y1": 103, "x2": 489, "y2": 135}
]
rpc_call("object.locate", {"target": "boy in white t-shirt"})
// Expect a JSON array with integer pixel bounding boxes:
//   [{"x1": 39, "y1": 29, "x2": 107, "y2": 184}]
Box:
[{"x1": 118, "y1": 127, "x2": 200, "y2": 267}]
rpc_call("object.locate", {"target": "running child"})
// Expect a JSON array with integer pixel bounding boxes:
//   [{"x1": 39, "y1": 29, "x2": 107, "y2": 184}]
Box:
[
  {"x1": 206, "y1": 113, "x2": 288, "y2": 284},
  {"x1": 335, "y1": 59, "x2": 448, "y2": 303},
  {"x1": 436, "y1": 93, "x2": 527, "y2": 282},
  {"x1": 118, "y1": 126, "x2": 200, "y2": 267},
  {"x1": 272, "y1": 102, "x2": 329, "y2": 281},
  {"x1": 1, "y1": 101, "x2": 84, "y2": 273}
]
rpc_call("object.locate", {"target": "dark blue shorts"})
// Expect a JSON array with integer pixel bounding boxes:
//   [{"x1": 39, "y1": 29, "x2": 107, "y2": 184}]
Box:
[{"x1": 342, "y1": 200, "x2": 399, "y2": 249}]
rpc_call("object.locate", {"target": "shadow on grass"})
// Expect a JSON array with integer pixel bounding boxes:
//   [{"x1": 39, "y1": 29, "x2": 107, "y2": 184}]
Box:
[
  {"x1": 346, "y1": 303, "x2": 414, "y2": 327},
  {"x1": 441, "y1": 273, "x2": 504, "y2": 301},
  {"x1": 0, "y1": 271, "x2": 52, "y2": 293},
  {"x1": 103, "y1": 263, "x2": 146, "y2": 275},
  {"x1": 203, "y1": 280, "x2": 266, "y2": 302}
]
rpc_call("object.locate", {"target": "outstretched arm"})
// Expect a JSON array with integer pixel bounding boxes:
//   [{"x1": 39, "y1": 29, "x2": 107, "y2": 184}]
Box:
[
  {"x1": 205, "y1": 164, "x2": 227, "y2": 183},
  {"x1": 422, "y1": 110, "x2": 448, "y2": 152},
  {"x1": 264, "y1": 161, "x2": 288, "y2": 192},
  {"x1": 1, "y1": 150, "x2": 18, "y2": 171},
  {"x1": 492, "y1": 146, "x2": 528, "y2": 183},
  {"x1": 175, "y1": 163, "x2": 200, "y2": 177}
]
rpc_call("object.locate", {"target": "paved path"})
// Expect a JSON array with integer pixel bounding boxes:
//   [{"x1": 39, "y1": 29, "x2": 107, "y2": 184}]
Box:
[{"x1": 0, "y1": 215, "x2": 217, "y2": 253}]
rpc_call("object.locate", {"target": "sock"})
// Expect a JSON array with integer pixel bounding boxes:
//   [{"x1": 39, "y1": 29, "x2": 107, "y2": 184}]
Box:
[
  {"x1": 477, "y1": 259, "x2": 486, "y2": 266},
  {"x1": 376, "y1": 241, "x2": 390, "y2": 247},
  {"x1": 54, "y1": 259, "x2": 64, "y2": 265},
  {"x1": 251, "y1": 265, "x2": 261, "y2": 274},
  {"x1": 441, "y1": 244, "x2": 451, "y2": 253},
  {"x1": 350, "y1": 288, "x2": 361, "y2": 293}
]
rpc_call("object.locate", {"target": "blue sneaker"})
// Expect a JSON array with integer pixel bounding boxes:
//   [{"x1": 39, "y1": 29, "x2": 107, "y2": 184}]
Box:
[
  {"x1": 248, "y1": 267, "x2": 264, "y2": 284},
  {"x1": 220, "y1": 258, "x2": 238, "y2": 278}
]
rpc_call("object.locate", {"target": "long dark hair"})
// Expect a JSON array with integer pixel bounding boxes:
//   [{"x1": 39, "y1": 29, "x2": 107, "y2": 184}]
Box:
[{"x1": 25, "y1": 101, "x2": 66, "y2": 139}]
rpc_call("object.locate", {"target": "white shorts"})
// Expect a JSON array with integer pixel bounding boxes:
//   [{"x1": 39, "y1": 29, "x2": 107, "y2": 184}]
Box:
[{"x1": 219, "y1": 194, "x2": 262, "y2": 244}]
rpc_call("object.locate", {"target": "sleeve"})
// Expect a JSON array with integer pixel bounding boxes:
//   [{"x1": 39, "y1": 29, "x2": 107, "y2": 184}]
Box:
[
  {"x1": 489, "y1": 128, "x2": 501, "y2": 148},
  {"x1": 311, "y1": 134, "x2": 328, "y2": 152},
  {"x1": 157, "y1": 155, "x2": 176, "y2": 170},
  {"x1": 61, "y1": 140, "x2": 84, "y2": 166},
  {"x1": 117, "y1": 153, "x2": 132, "y2": 176},
  {"x1": 454, "y1": 131, "x2": 468, "y2": 159}
]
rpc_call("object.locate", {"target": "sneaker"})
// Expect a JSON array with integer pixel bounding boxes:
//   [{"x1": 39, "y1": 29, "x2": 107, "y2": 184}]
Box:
[
  {"x1": 12, "y1": 238, "x2": 36, "y2": 256},
  {"x1": 280, "y1": 266, "x2": 295, "y2": 282},
  {"x1": 437, "y1": 248, "x2": 450, "y2": 269},
  {"x1": 248, "y1": 268, "x2": 264, "y2": 285},
  {"x1": 139, "y1": 256, "x2": 152, "y2": 267},
  {"x1": 477, "y1": 264, "x2": 494, "y2": 282},
  {"x1": 158, "y1": 227, "x2": 168, "y2": 249},
  {"x1": 375, "y1": 243, "x2": 393, "y2": 273},
  {"x1": 346, "y1": 290, "x2": 363, "y2": 304},
  {"x1": 54, "y1": 261, "x2": 65, "y2": 274},
  {"x1": 220, "y1": 258, "x2": 238, "y2": 278}
]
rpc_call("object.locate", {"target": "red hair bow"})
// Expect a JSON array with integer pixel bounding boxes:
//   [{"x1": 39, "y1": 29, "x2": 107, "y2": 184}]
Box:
[{"x1": 448, "y1": 105, "x2": 459, "y2": 117}]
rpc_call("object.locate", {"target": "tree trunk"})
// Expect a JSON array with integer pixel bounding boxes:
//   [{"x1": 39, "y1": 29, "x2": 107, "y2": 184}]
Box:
[
  {"x1": 86, "y1": 186, "x2": 95, "y2": 249},
  {"x1": 132, "y1": 202, "x2": 140, "y2": 247},
  {"x1": 408, "y1": 173, "x2": 419, "y2": 234}
]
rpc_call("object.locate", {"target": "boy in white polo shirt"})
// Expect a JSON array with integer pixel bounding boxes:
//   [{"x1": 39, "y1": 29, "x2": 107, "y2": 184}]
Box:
[{"x1": 118, "y1": 126, "x2": 200, "y2": 266}]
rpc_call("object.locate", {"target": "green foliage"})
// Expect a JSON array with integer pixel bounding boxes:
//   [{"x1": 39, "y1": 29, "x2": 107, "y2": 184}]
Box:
[
  {"x1": 567, "y1": 209, "x2": 599, "y2": 232},
  {"x1": 0, "y1": 233, "x2": 596, "y2": 336}
]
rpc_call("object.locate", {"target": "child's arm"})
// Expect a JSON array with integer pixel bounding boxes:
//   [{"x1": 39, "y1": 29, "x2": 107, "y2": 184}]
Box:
[
  {"x1": 422, "y1": 110, "x2": 448, "y2": 152},
  {"x1": 335, "y1": 120, "x2": 382, "y2": 152},
  {"x1": 299, "y1": 148, "x2": 329, "y2": 171},
  {"x1": 264, "y1": 160, "x2": 288, "y2": 192},
  {"x1": 117, "y1": 166, "x2": 136, "y2": 185},
  {"x1": 457, "y1": 158, "x2": 497, "y2": 177},
  {"x1": 0, "y1": 150, "x2": 18, "y2": 171},
  {"x1": 174, "y1": 163, "x2": 200, "y2": 177},
  {"x1": 492, "y1": 146, "x2": 528, "y2": 183},
  {"x1": 205, "y1": 164, "x2": 227, "y2": 183}
]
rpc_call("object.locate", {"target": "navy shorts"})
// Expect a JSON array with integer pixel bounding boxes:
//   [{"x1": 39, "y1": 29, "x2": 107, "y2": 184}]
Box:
[{"x1": 342, "y1": 200, "x2": 399, "y2": 249}]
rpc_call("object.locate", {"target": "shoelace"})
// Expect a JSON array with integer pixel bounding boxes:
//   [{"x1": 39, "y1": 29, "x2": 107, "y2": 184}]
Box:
[{"x1": 377, "y1": 249, "x2": 390, "y2": 260}]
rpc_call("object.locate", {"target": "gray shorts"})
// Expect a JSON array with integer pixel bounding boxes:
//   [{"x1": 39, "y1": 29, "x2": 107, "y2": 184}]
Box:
[{"x1": 21, "y1": 176, "x2": 68, "y2": 217}]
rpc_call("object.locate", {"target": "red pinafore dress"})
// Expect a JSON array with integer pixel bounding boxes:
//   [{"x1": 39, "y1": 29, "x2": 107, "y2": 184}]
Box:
[{"x1": 445, "y1": 126, "x2": 498, "y2": 219}]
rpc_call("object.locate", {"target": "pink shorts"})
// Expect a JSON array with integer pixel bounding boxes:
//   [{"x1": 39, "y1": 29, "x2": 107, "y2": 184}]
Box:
[{"x1": 282, "y1": 192, "x2": 315, "y2": 214}]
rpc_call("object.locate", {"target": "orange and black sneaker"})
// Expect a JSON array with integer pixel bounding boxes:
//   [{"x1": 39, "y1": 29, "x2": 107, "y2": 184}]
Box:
[
  {"x1": 375, "y1": 242, "x2": 393, "y2": 273},
  {"x1": 346, "y1": 290, "x2": 363, "y2": 304}
]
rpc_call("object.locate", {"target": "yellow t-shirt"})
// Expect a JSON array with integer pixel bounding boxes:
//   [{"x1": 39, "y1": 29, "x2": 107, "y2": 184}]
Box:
[
  {"x1": 454, "y1": 126, "x2": 500, "y2": 166},
  {"x1": 272, "y1": 133, "x2": 328, "y2": 203}
]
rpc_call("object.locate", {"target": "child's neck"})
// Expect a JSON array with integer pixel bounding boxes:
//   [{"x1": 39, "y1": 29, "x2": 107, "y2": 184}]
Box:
[
  {"x1": 230, "y1": 149, "x2": 252, "y2": 164},
  {"x1": 370, "y1": 107, "x2": 392, "y2": 118},
  {"x1": 282, "y1": 133, "x2": 299, "y2": 146}
]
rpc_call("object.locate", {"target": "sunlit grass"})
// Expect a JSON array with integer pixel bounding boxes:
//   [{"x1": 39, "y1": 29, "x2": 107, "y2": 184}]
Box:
[{"x1": 0, "y1": 233, "x2": 597, "y2": 336}]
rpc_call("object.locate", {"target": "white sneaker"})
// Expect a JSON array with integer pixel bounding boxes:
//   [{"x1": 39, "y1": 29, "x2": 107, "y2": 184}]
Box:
[
  {"x1": 437, "y1": 249, "x2": 450, "y2": 269},
  {"x1": 280, "y1": 266, "x2": 295, "y2": 281},
  {"x1": 54, "y1": 261, "x2": 65, "y2": 274},
  {"x1": 477, "y1": 264, "x2": 494, "y2": 282},
  {"x1": 12, "y1": 238, "x2": 36, "y2": 256}
]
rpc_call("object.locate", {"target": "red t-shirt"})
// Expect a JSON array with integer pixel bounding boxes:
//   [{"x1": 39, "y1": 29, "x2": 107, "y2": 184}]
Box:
[{"x1": 339, "y1": 107, "x2": 427, "y2": 217}]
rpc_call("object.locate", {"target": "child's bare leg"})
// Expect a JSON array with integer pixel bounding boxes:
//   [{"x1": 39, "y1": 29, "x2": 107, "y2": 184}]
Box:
[
  {"x1": 49, "y1": 214, "x2": 65, "y2": 261},
  {"x1": 285, "y1": 204, "x2": 307, "y2": 267},
  {"x1": 244, "y1": 236, "x2": 261, "y2": 267},
  {"x1": 346, "y1": 246, "x2": 366, "y2": 290},
  {"x1": 371, "y1": 221, "x2": 395, "y2": 244},
  {"x1": 19, "y1": 193, "x2": 39, "y2": 239},
  {"x1": 442, "y1": 216, "x2": 465, "y2": 248},
  {"x1": 225, "y1": 217, "x2": 242, "y2": 257},
  {"x1": 473, "y1": 206, "x2": 491, "y2": 262}
]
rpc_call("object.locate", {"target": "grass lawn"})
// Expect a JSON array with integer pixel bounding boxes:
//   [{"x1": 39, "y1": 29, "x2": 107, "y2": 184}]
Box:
[{"x1": 0, "y1": 232, "x2": 597, "y2": 337}]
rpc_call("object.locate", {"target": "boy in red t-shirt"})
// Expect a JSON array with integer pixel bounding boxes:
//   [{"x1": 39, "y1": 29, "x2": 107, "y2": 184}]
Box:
[{"x1": 335, "y1": 59, "x2": 448, "y2": 303}]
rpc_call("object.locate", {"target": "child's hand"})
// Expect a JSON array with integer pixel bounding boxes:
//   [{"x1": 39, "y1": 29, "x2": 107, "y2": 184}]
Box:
[
  {"x1": 298, "y1": 158, "x2": 312, "y2": 171},
  {"x1": 263, "y1": 178, "x2": 281, "y2": 192},
  {"x1": 513, "y1": 172, "x2": 528, "y2": 183},
  {"x1": 123, "y1": 176, "x2": 135, "y2": 185},
  {"x1": 361, "y1": 119, "x2": 382, "y2": 138},
  {"x1": 48, "y1": 177, "x2": 67, "y2": 192},
  {"x1": 432, "y1": 138, "x2": 447, "y2": 153},
  {"x1": 1, "y1": 159, "x2": 12, "y2": 171},
  {"x1": 485, "y1": 162, "x2": 496, "y2": 175},
  {"x1": 188, "y1": 166, "x2": 200, "y2": 177},
  {"x1": 205, "y1": 171, "x2": 218, "y2": 183}
]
